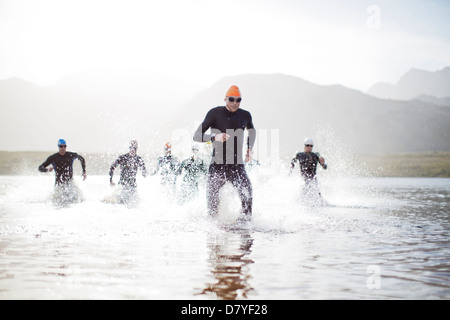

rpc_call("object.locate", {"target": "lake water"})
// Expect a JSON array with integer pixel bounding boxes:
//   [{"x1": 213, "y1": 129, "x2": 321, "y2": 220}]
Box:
[{"x1": 0, "y1": 171, "x2": 449, "y2": 300}]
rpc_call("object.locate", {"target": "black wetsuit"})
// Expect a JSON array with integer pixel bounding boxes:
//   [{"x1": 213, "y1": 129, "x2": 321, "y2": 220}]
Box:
[
  {"x1": 291, "y1": 152, "x2": 327, "y2": 182},
  {"x1": 176, "y1": 156, "x2": 207, "y2": 186},
  {"x1": 109, "y1": 153, "x2": 147, "y2": 188},
  {"x1": 194, "y1": 106, "x2": 256, "y2": 165},
  {"x1": 176, "y1": 156, "x2": 207, "y2": 202},
  {"x1": 194, "y1": 106, "x2": 256, "y2": 217},
  {"x1": 154, "y1": 155, "x2": 179, "y2": 185},
  {"x1": 39, "y1": 152, "x2": 86, "y2": 186}
]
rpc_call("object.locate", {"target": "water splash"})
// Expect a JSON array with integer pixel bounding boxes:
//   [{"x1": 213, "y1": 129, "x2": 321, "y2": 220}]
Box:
[{"x1": 1, "y1": 125, "x2": 396, "y2": 237}]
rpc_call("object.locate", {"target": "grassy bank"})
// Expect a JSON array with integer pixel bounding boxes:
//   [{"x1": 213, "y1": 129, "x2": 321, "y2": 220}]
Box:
[
  {"x1": 1, "y1": 151, "x2": 450, "y2": 177},
  {"x1": 358, "y1": 152, "x2": 450, "y2": 178}
]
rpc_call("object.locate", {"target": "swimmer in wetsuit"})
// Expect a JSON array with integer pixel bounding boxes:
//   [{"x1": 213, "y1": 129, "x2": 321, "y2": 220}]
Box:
[
  {"x1": 290, "y1": 138, "x2": 327, "y2": 203},
  {"x1": 38, "y1": 139, "x2": 86, "y2": 206},
  {"x1": 193, "y1": 85, "x2": 256, "y2": 221},
  {"x1": 175, "y1": 144, "x2": 207, "y2": 202},
  {"x1": 109, "y1": 140, "x2": 147, "y2": 188},
  {"x1": 38, "y1": 139, "x2": 87, "y2": 186},
  {"x1": 151, "y1": 142, "x2": 180, "y2": 186},
  {"x1": 109, "y1": 140, "x2": 147, "y2": 206}
]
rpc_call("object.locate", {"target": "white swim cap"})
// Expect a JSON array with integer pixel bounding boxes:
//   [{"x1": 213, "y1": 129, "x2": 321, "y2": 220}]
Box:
[{"x1": 304, "y1": 138, "x2": 314, "y2": 146}]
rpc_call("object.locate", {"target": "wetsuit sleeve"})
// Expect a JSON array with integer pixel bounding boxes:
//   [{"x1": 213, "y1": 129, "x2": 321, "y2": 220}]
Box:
[
  {"x1": 321, "y1": 156, "x2": 327, "y2": 170},
  {"x1": 76, "y1": 154, "x2": 86, "y2": 173},
  {"x1": 38, "y1": 155, "x2": 54, "y2": 172},
  {"x1": 176, "y1": 160, "x2": 185, "y2": 175},
  {"x1": 152, "y1": 157, "x2": 161, "y2": 175},
  {"x1": 139, "y1": 156, "x2": 147, "y2": 176},
  {"x1": 193, "y1": 108, "x2": 216, "y2": 143},
  {"x1": 172, "y1": 157, "x2": 180, "y2": 171},
  {"x1": 201, "y1": 160, "x2": 207, "y2": 173},
  {"x1": 290, "y1": 153, "x2": 299, "y2": 168},
  {"x1": 109, "y1": 157, "x2": 121, "y2": 181},
  {"x1": 246, "y1": 112, "x2": 256, "y2": 149},
  {"x1": 315, "y1": 152, "x2": 327, "y2": 170}
]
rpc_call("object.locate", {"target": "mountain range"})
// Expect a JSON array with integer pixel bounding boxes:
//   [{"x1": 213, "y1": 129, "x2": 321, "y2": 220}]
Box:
[
  {"x1": 1, "y1": 68, "x2": 449, "y2": 159},
  {"x1": 180, "y1": 72, "x2": 450, "y2": 158},
  {"x1": 367, "y1": 67, "x2": 450, "y2": 102},
  {"x1": 0, "y1": 69, "x2": 205, "y2": 154}
]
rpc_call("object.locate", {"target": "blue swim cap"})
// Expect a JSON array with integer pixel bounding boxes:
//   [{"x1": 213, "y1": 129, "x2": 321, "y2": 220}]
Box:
[{"x1": 57, "y1": 139, "x2": 66, "y2": 146}]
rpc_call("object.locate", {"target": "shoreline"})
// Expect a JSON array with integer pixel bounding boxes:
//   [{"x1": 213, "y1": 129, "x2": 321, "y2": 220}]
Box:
[{"x1": 1, "y1": 151, "x2": 450, "y2": 178}]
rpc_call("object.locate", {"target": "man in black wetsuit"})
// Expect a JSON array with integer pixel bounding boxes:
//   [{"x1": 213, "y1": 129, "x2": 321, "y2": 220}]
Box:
[
  {"x1": 38, "y1": 139, "x2": 86, "y2": 206},
  {"x1": 193, "y1": 85, "x2": 256, "y2": 221},
  {"x1": 109, "y1": 140, "x2": 147, "y2": 206},
  {"x1": 110, "y1": 140, "x2": 147, "y2": 188},
  {"x1": 290, "y1": 138, "x2": 327, "y2": 202},
  {"x1": 151, "y1": 142, "x2": 180, "y2": 187},
  {"x1": 38, "y1": 139, "x2": 87, "y2": 185}
]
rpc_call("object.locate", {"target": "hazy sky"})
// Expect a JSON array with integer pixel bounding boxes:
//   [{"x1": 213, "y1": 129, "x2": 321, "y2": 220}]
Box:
[{"x1": 0, "y1": 0, "x2": 449, "y2": 91}]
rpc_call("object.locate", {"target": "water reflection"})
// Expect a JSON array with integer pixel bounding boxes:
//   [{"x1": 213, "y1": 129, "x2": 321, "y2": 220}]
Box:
[{"x1": 200, "y1": 230, "x2": 254, "y2": 299}]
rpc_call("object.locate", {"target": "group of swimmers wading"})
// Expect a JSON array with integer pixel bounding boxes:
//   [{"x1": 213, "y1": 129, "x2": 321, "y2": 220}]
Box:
[{"x1": 39, "y1": 86, "x2": 327, "y2": 215}]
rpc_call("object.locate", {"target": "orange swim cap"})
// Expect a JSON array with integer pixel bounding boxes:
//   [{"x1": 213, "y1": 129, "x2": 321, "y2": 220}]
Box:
[{"x1": 225, "y1": 85, "x2": 241, "y2": 97}]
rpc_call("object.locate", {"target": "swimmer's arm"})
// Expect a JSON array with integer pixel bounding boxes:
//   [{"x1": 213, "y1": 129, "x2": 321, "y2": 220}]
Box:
[{"x1": 38, "y1": 155, "x2": 54, "y2": 173}]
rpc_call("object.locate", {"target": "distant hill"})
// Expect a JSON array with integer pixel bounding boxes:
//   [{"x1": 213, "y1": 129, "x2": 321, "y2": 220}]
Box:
[
  {"x1": 414, "y1": 94, "x2": 450, "y2": 107},
  {"x1": 0, "y1": 70, "x2": 205, "y2": 153},
  {"x1": 179, "y1": 73, "x2": 450, "y2": 157},
  {"x1": 2, "y1": 71, "x2": 450, "y2": 159},
  {"x1": 367, "y1": 67, "x2": 450, "y2": 101}
]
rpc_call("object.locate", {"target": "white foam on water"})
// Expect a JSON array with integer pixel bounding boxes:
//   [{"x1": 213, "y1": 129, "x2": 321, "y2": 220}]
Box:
[
  {"x1": 0, "y1": 156, "x2": 396, "y2": 237},
  {"x1": 0, "y1": 153, "x2": 418, "y2": 299}
]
